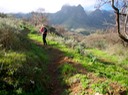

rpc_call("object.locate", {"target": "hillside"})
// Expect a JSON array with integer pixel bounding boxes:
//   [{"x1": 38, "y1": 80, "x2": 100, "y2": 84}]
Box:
[
  {"x1": 0, "y1": 15, "x2": 128, "y2": 95},
  {"x1": 12, "y1": 4, "x2": 115, "y2": 30},
  {"x1": 29, "y1": 31, "x2": 128, "y2": 95},
  {"x1": 48, "y1": 4, "x2": 115, "y2": 29}
]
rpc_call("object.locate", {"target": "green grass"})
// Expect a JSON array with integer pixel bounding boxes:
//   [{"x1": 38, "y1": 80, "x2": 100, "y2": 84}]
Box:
[
  {"x1": 0, "y1": 18, "x2": 53, "y2": 95},
  {"x1": 28, "y1": 33, "x2": 42, "y2": 42},
  {"x1": 91, "y1": 81, "x2": 109, "y2": 94},
  {"x1": 28, "y1": 27, "x2": 128, "y2": 94},
  {"x1": 0, "y1": 20, "x2": 126, "y2": 94},
  {"x1": 42, "y1": 33, "x2": 128, "y2": 94},
  {"x1": 85, "y1": 49, "x2": 118, "y2": 63},
  {"x1": 0, "y1": 39, "x2": 50, "y2": 95}
]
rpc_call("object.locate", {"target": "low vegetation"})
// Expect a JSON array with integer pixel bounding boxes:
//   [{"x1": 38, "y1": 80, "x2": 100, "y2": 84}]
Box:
[
  {"x1": 29, "y1": 30, "x2": 128, "y2": 94},
  {"x1": 0, "y1": 17, "x2": 50, "y2": 95},
  {"x1": 0, "y1": 15, "x2": 128, "y2": 95}
]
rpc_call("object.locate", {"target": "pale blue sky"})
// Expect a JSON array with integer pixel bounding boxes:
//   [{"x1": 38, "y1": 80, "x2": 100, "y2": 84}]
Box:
[{"x1": 0, "y1": 0, "x2": 111, "y2": 13}]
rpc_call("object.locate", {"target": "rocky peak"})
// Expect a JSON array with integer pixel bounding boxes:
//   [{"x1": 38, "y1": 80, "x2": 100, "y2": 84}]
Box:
[{"x1": 60, "y1": 4, "x2": 85, "y2": 14}]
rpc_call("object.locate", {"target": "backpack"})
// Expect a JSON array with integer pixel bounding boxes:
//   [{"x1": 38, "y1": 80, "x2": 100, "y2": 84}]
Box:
[{"x1": 44, "y1": 27, "x2": 47, "y2": 34}]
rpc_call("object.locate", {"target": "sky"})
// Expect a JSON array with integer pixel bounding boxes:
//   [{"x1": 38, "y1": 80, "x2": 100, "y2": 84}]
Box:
[{"x1": 0, "y1": 0, "x2": 111, "y2": 13}]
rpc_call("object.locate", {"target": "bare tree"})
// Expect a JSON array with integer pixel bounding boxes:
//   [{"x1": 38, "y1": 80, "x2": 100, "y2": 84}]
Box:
[
  {"x1": 96, "y1": 0, "x2": 128, "y2": 42},
  {"x1": 30, "y1": 8, "x2": 48, "y2": 26}
]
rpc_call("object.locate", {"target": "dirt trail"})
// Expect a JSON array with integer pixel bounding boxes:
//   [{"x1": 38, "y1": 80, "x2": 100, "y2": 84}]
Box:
[
  {"x1": 46, "y1": 46, "x2": 66, "y2": 95},
  {"x1": 45, "y1": 46, "x2": 86, "y2": 95},
  {"x1": 38, "y1": 44, "x2": 87, "y2": 95},
  {"x1": 33, "y1": 41, "x2": 86, "y2": 95},
  {"x1": 33, "y1": 41, "x2": 68, "y2": 95},
  {"x1": 33, "y1": 41, "x2": 127, "y2": 95}
]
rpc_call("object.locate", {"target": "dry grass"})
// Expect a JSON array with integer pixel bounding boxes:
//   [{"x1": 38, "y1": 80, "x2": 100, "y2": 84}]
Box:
[{"x1": 0, "y1": 17, "x2": 30, "y2": 50}]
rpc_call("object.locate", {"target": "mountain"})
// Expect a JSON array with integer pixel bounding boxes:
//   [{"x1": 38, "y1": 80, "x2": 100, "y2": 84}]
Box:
[
  {"x1": 87, "y1": 9, "x2": 114, "y2": 28},
  {"x1": 48, "y1": 4, "x2": 88, "y2": 29},
  {"x1": 12, "y1": 4, "x2": 115, "y2": 30},
  {"x1": 48, "y1": 5, "x2": 115, "y2": 29},
  {"x1": 10, "y1": 13, "x2": 31, "y2": 18}
]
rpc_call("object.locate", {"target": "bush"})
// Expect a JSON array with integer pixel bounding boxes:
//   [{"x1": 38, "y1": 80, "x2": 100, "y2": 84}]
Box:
[{"x1": 0, "y1": 18, "x2": 30, "y2": 50}]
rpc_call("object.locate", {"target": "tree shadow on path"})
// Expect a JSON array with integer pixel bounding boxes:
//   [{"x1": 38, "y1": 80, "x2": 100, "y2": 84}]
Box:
[
  {"x1": 32, "y1": 41, "x2": 89, "y2": 95},
  {"x1": 32, "y1": 41, "x2": 68, "y2": 95},
  {"x1": 32, "y1": 40, "x2": 127, "y2": 95}
]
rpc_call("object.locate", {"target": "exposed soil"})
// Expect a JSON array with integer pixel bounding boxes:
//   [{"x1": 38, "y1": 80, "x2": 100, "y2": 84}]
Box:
[
  {"x1": 32, "y1": 41, "x2": 68, "y2": 95},
  {"x1": 34, "y1": 41, "x2": 127, "y2": 95},
  {"x1": 46, "y1": 46, "x2": 66, "y2": 95}
]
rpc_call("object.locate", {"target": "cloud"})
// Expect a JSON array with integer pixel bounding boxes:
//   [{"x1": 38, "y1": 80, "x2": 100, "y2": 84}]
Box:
[{"x1": 0, "y1": 0, "x2": 97, "y2": 13}]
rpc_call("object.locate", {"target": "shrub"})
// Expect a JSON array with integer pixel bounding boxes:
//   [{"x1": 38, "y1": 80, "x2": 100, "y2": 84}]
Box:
[{"x1": 0, "y1": 18, "x2": 30, "y2": 50}]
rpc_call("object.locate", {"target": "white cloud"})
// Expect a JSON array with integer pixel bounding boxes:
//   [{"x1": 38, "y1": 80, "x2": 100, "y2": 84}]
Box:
[{"x1": 0, "y1": 0, "x2": 97, "y2": 13}]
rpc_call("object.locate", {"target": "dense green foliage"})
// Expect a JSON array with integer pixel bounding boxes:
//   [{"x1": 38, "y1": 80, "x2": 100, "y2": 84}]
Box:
[
  {"x1": 0, "y1": 15, "x2": 128, "y2": 95},
  {"x1": 0, "y1": 17, "x2": 50, "y2": 95},
  {"x1": 30, "y1": 32, "x2": 128, "y2": 94}
]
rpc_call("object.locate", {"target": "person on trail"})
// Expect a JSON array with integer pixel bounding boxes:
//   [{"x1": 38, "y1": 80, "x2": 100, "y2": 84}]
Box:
[{"x1": 40, "y1": 25, "x2": 47, "y2": 45}]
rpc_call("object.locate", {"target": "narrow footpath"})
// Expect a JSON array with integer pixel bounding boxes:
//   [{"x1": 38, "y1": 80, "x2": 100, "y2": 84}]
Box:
[
  {"x1": 33, "y1": 40, "x2": 127, "y2": 95},
  {"x1": 46, "y1": 46, "x2": 66, "y2": 95},
  {"x1": 33, "y1": 41, "x2": 68, "y2": 95}
]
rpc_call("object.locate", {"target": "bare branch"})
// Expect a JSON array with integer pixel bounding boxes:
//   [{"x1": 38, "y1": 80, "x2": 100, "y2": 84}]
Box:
[
  {"x1": 96, "y1": 0, "x2": 128, "y2": 42},
  {"x1": 95, "y1": 0, "x2": 111, "y2": 9},
  {"x1": 111, "y1": 0, "x2": 128, "y2": 42},
  {"x1": 124, "y1": 14, "x2": 128, "y2": 38}
]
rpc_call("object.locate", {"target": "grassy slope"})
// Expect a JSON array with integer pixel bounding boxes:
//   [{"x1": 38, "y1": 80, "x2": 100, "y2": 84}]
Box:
[
  {"x1": 29, "y1": 33, "x2": 128, "y2": 94},
  {"x1": 0, "y1": 23, "x2": 51, "y2": 95},
  {"x1": 0, "y1": 42, "x2": 51, "y2": 95},
  {"x1": 1, "y1": 18, "x2": 128, "y2": 94}
]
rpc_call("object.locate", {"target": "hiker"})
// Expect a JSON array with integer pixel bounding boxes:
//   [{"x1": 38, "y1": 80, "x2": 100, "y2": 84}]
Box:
[{"x1": 40, "y1": 25, "x2": 47, "y2": 45}]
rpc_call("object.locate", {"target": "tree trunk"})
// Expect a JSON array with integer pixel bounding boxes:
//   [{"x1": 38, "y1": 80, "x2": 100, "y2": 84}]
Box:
[{"x1": 111, "y1": 0, "x2": 128, "y2": 42}]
